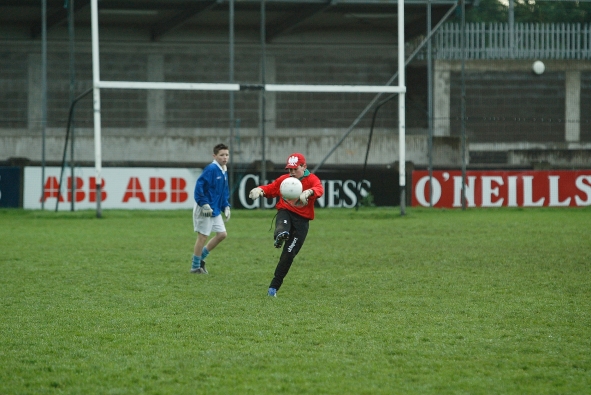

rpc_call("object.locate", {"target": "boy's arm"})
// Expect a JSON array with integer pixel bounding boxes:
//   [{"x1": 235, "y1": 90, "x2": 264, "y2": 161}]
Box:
[
  {"x1": 308, "y1": 174, "x2": 324, "y2": 198},
  {"x1": 299, "y1": 174, "x2": 323, "y2": 205},
  {"x1": 259, "y1": 175, "x2": 287, "y2": 198},
  {"x1": 194, "y1": 168, "x2": 211, "y2": 206},
  {"x1": 223, "y1": 171, "x2": 231, "y2": 208}
]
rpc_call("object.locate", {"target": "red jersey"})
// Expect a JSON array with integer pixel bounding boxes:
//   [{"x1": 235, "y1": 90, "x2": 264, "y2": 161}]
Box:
[{"x1": 260, "y1": 172, "x2": 324, "y2": 220}]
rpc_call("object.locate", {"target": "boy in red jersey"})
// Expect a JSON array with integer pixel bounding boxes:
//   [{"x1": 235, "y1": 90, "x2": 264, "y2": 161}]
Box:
[{"x1": 249, "y1": 153, "x2": 324, "y2": 297}]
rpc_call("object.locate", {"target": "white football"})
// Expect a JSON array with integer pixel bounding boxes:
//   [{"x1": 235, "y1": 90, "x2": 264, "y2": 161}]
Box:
[
  {"x1": 280, "y1": 177, "x2": 303, "y2": 200},
  {"x1": 532, "y1": 60, "x2": 545, "y2": 75}
]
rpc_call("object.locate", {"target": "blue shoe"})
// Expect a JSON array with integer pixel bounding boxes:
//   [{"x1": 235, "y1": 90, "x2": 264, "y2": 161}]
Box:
[
  {"x1": 268, "y1": 288, "x2": 277, "y2": 297},
  {"x1": 274, "y1": 231, "x2": 289, "y2": 249}
]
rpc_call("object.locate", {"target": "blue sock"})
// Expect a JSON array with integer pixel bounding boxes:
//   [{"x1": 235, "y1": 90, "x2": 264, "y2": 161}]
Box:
[
  {"x1": 201, "y1": 247, "x2": 209, "y2": 260},
  {"x1": 192, "y1": 255, "x2": 201, "y2": 269}
]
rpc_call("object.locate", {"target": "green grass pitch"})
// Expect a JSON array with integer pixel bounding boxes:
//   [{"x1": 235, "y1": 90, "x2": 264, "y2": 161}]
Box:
[{"x1": 1, "y1": 207, "x2": 590, "y2": 394}]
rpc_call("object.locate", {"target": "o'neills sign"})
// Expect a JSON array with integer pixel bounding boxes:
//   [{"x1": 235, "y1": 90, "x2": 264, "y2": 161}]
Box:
[{"x1": 412, "y1": 170, "x2": 591, "y2": 208}]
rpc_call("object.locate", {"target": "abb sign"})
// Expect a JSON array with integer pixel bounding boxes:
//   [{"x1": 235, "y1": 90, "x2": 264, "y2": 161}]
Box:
[
  {"x1": 24, "y1": 167, "x2": 201, "y2": 210},
  {"x1": 121, "y1": 177, "x2": 189, "y2": 203},
  {"x1": 412, "y1": 170, "x2": 591, "y2": 208},
  {"x1": 40, "y1": 175, "x2": 106, "y2": 203}
]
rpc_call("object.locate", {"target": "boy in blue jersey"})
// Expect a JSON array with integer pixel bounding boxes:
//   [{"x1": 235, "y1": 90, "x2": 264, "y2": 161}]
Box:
[{"x1": 191, "y1": 143, "x2": 231, "y2": 274}]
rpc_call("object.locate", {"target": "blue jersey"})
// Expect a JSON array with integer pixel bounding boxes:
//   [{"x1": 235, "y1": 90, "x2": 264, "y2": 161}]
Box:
[{"x1": 194, "y1": 161, "x2": 230, "y2": 217}]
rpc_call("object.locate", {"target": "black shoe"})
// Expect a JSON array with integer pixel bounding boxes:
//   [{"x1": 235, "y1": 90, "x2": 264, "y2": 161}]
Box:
[
  {"x1": 200, "y1": 260, "x2": 208, "y2": 274},
  {"x1": 274, "y1": 231, "x2": 289, "y2": 249}
]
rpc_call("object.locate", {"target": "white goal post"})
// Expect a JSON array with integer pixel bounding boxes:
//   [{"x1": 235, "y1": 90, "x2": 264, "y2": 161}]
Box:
[
  {"x1": 89, "y1": 0, "x2": 406, "y2": 217},
  {"x1": 96, "y1": 80, "x2": 405, "y2": 94}
]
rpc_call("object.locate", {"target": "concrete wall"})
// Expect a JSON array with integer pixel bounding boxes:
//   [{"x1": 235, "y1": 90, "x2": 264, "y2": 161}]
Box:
[
  {"x1": 0, "y1": 126, "x2": 464, "y2": 169},
  {"x1": 508, "y1": 149, "x2": 591, "y2": 168}
]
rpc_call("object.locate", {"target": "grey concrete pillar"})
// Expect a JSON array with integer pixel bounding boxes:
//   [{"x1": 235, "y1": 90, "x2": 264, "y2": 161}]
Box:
[
  {"x1": 565, "y1": 70, "x2": 580, "y2": 143},
  {"x1": 28, "y1": 54, "x2": 42, "y2": 131},
  {"x1": 433, "y1": 62, "x2": 450, "y2": 137},
  {"x1": 147, "y1": 54, "x2": 165, "y2": 135}
]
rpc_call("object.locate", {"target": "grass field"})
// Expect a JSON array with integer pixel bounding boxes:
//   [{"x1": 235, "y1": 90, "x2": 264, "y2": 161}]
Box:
[{"x1": 1, "y1": 207, "x2": 590, "y2": 394}]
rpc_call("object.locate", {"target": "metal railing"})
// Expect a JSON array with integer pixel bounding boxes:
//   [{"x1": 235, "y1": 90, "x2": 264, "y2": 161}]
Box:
[{"x1": 430, "y1": 23, "x2": 591, "y2": 60}]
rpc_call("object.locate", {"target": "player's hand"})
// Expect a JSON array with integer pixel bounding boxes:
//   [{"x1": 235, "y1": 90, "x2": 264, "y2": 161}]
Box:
[
  {"x1": 201, "y1": 204, "x2": 213, "y2": 217},
  {"x1": 249, "y1": 187, "x2": 263, "y2": 200},
  {"x1": 298, "y1": 189, "x2": 313, "y2": 206},
  {"x1": 224, "y1": 206, "x2": 231, "y2": 222}
]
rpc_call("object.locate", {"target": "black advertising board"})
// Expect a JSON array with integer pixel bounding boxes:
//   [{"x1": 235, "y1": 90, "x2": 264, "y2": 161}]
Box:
[
  {"x1": 230, "y1": 167, "x2": 403, "y2": 209},
  {"x1": 0, "y1": 167, "x2": 21, "y2": 208}
]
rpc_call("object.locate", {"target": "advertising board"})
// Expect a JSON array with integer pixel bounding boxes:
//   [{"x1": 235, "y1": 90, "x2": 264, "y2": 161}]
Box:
[
  {"x1": 231, "y1": 168, "x2": 401, "y2": 209},
  {"x1": 0, "y1": 167, "x2": 21, "y2": 208},
  {"x1": 24, "y1": 167, "x2": 201, "y2": 210},
  {"x1": 412, "y1": 170, "x2": 591, "y2": 208}
]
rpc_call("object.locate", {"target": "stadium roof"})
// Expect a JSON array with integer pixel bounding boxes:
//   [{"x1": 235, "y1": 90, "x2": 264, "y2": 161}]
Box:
[{"x1": 1, "y1": 0, "x2": 471, "y2": 43}]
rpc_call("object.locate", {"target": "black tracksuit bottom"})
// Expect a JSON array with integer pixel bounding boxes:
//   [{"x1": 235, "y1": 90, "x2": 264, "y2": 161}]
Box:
[{"x1": 269, "y1": 209, "x2": 309, "y2": 291}]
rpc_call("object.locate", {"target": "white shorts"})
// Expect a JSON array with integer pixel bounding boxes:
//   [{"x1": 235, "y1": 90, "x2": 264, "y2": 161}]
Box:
[{"x1": 193, "y1": 203, "x2": 226, "y2": 236}]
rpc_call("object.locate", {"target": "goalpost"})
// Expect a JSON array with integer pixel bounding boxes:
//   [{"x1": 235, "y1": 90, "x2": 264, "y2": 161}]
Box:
[{"x1": 89, "y1": 0, "x2": 406, "y2": 218}]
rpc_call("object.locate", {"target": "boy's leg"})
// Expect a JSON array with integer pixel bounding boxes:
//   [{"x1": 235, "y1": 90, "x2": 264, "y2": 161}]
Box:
[
  {"x1": 191, "y1": 233, "x2": 209, "y2": 272},
  {"x1": 205, "y1": 231, "x2": 227, "y2": 253},
  {"x1": 191, "y1": 203, "x2": 213, "y2": 273},
  {"x1": 193, "y1": 233, "x2": 210, "y2": 256},
  {"x1": 274, "y1": 209, "x2": 291, "y2": 248},
  {"x1": 199, "y1": 215, "x2": 228, "y2": 273},
  {"x1": 274, "y1": 209, "x2": 291, "y2": 237},
  {"x1": 269, "y1": 214, "x2": 309, "y2": 292}
]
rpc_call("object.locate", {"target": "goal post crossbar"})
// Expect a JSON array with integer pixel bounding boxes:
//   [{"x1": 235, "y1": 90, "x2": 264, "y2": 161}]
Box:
[{"x1": 96, "y1": 80, "x2": 406, "y2": 93}]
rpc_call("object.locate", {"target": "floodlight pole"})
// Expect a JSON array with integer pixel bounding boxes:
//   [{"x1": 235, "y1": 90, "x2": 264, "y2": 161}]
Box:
[
  {"x1": 460, "y1": 0, "x2": 467, "y2": 210},
  {"x1": 260, "y1": 0, "x2": 267, "y2": 210},
  {"x1": 427, "y1": 0, "x2": 434, "y2": 207},
  {"x1": 229, "y1": 0, "x2": 235, "y2": 206},
  {"x1": 68, "y1": 0, "x2": 76, "y2": 212},
  {"x1": 41, "y1": 0, "x2": 48, "y2": 210},
  {"x1": 90, "y1": 0, "x2": 103, "y2": 218},
  {"x1": 398, "y1": 0, "x2": 406, "y2": 216}
]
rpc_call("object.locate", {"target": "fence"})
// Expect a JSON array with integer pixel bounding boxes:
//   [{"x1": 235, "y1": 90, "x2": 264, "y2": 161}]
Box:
[{"x1": 433, "y1": 23, "x2": 591, "y2": 60}]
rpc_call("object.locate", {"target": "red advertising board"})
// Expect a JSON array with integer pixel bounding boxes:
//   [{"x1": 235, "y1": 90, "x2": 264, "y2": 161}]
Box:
[{"x1": 412, "y1": 170, "x2": 591, "y2": 208}]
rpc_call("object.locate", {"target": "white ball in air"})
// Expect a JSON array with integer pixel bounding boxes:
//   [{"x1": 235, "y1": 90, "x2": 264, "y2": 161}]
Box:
[{"x1": 532, "y1": 60, "x2": 545, "y2": 75}]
